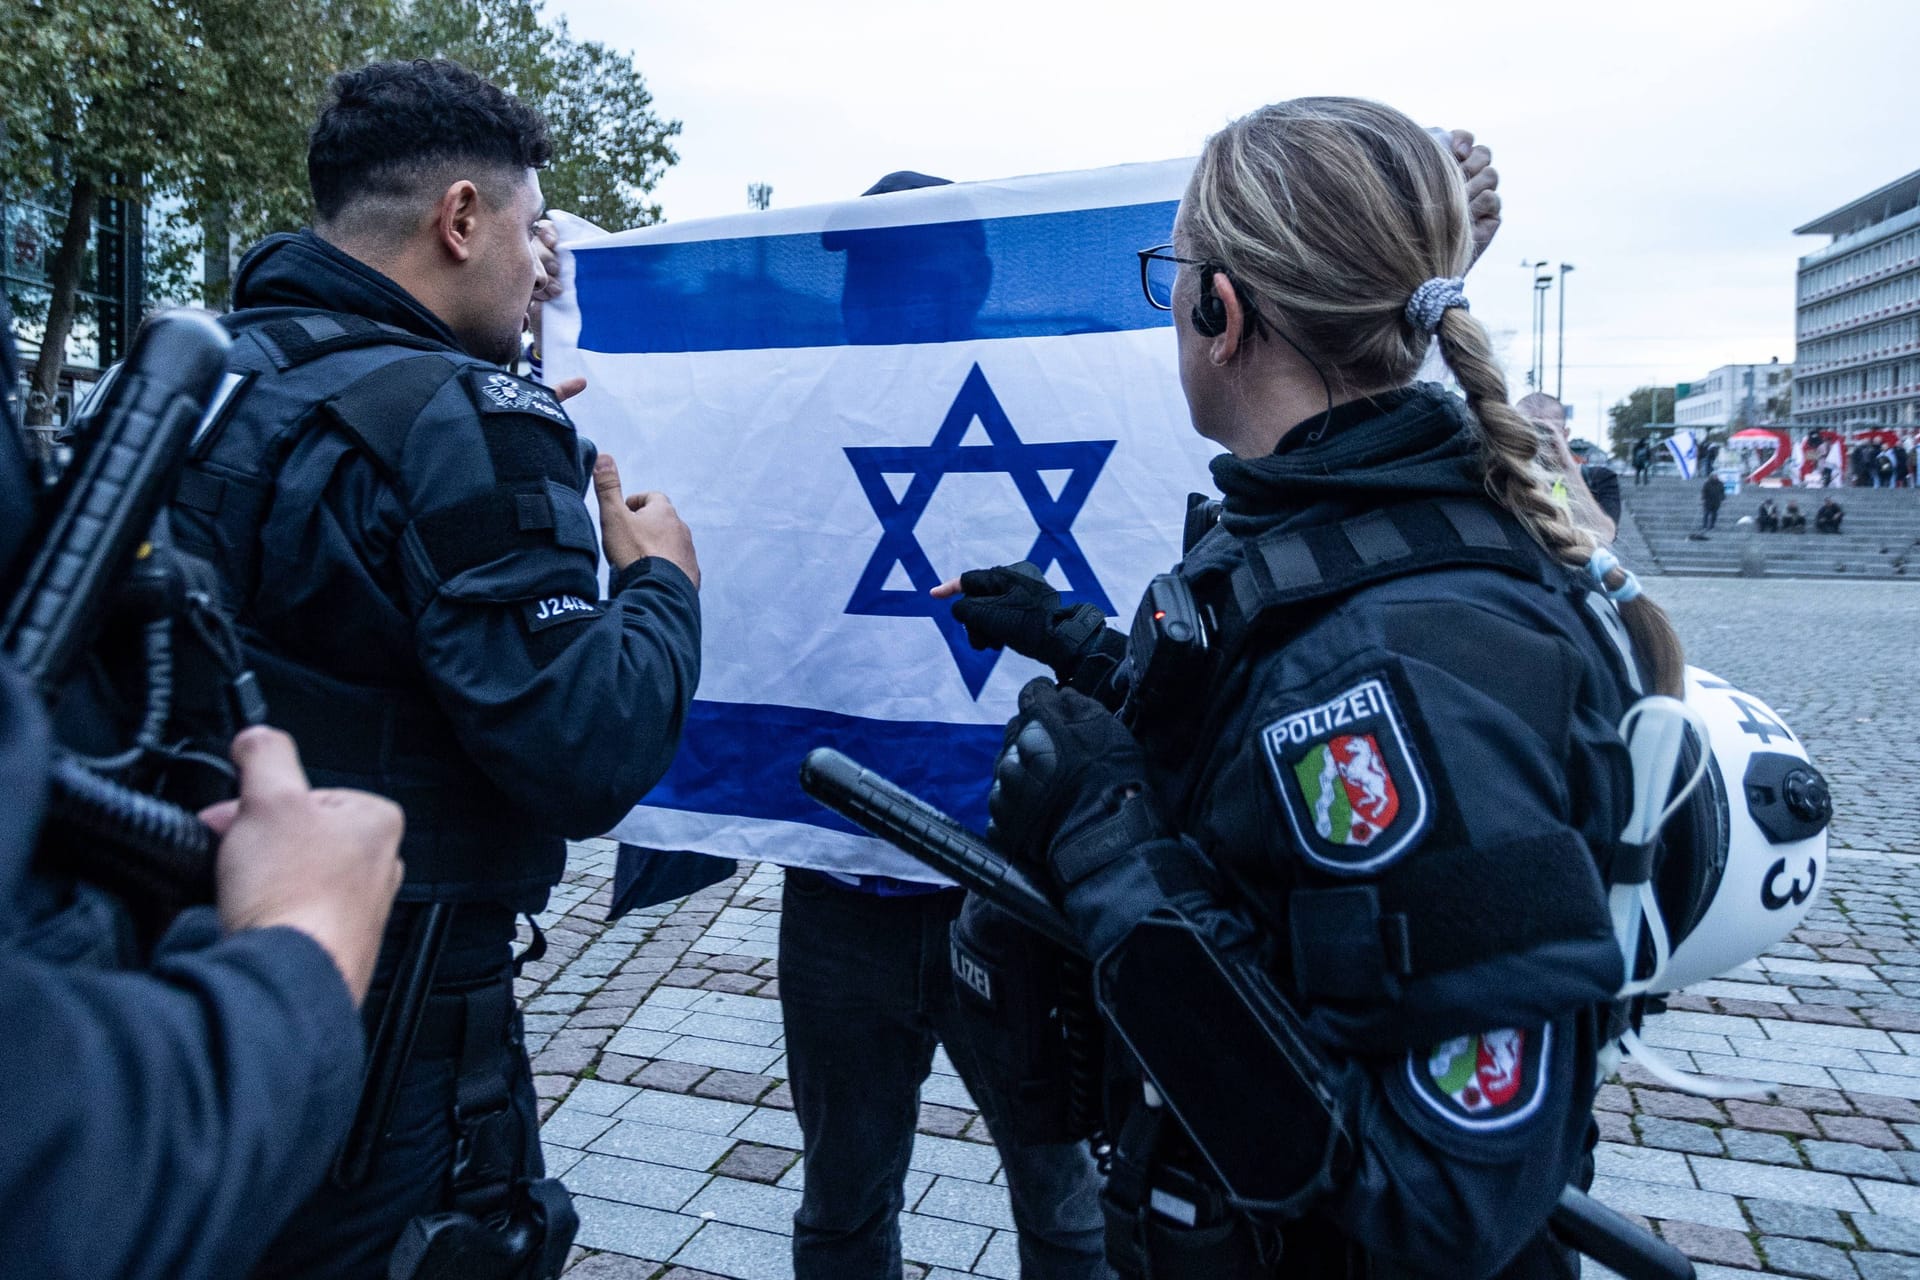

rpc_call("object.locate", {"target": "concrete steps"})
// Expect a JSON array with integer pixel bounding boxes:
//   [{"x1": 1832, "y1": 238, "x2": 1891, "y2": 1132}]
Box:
[{"x1": 1619, "y1": 477, "x2": 1920, "y2": 579}]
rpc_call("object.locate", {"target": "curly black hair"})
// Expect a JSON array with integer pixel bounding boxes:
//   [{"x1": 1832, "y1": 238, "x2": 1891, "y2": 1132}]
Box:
[{"x1": 308, "y1": 59, "x2": 552, "y2": 223}]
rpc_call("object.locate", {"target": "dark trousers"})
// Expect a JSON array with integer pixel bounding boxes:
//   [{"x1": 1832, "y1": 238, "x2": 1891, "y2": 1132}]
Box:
[
  {"x1": 252, "y1": 959, "x2": 548, "y2": 1279},
  {"x1": 779, "y1": 870, "x2": 1112, "y2": 1280},
  {"x1": 1701, "y1": 504, "x2": 1720, "y2": 529}
]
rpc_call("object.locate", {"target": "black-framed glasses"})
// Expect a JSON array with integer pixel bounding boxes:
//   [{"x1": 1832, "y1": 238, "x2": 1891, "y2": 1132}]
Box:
[{"x1": 1137, "y1": 243, "x2": 1206, "y2": 311}]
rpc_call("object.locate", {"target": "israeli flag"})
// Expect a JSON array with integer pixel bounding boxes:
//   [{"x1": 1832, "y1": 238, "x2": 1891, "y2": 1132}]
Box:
[
  {"x1": 542, "y1": 161, "x2": 1213, "y2": 880},
  {"x1": 1666, "y1": 429, "x2": 1700, "y2": 480}
]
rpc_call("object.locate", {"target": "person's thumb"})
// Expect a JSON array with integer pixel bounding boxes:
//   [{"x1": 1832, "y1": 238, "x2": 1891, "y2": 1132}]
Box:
[
  {"x1": 231, "y1": 726, "x2": 308, "y2": 806},
  {"x1": 593, "y1": 453, "x2": 627, "y2": 513}
]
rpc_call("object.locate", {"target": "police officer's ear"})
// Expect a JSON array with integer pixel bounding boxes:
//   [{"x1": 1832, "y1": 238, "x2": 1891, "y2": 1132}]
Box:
[
  {"x1": 1201, "y1": 272, "x2": 1250, "y2": 366},
  {"x1": 432, "y1": 180, "x2": 486, "y2": 263}
]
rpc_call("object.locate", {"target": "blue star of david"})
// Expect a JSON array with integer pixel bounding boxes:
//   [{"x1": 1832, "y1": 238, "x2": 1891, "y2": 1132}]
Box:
[{"x1": 844, "y1": 363, "x2": 1116, "y2": 699}]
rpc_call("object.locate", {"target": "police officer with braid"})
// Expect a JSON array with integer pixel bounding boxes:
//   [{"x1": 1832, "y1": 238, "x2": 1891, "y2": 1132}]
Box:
[
  {"x1": 168, "y1": 61, "x2": 701, "y2": 1278},
  {"x1": 940, "y1": 99, "x2": 1683, "y2": 1277}
]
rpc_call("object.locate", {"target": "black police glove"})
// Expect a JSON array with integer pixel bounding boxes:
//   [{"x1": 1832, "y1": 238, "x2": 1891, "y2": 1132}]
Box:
[
  {"x1": 987, "y1": 679, "x2": 1168, "y2": 891},
  {"x1": 950, "y1": 562, "x2": 1115, "y2": 682}
]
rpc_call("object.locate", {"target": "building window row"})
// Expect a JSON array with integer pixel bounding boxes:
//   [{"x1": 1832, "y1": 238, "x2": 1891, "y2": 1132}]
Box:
[
  {"x1": 1797, "y1": 361, "x2": 1920, "y2": 408},
  {"x1": 1798, "y1": 270, "x2": 1920, "y2": 337},
  {"x1": 1798, "y1": 226, "x2": 1920, "y2": 301},
  {"x1": 1797, "y1": 315, "x2": 1920, "y2": 373}
]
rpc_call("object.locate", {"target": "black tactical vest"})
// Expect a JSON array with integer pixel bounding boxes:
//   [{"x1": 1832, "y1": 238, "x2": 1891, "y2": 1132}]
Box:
[{"x1": 169, "y1": 309, "x2": 565, "y2": 909}]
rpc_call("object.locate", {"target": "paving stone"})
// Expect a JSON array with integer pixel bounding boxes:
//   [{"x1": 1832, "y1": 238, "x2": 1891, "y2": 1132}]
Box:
[
  {"x1": 682, "y1": 1175, "x2": 802, "y2": 1235},
  {"x1": 1594, "y1": 1083, "x2": 1632, "y2": 1112},
  {"x1": 1689, "y1": 1156, "x2": 1866, "y2": 1211},
  {"x1": 670, "y1": 1222, "x2": 790, "y2": 1280},
  {"x1": 1760, "y1": 1236, "x2": 1860, "y2": 1280},
  {"x1": 1728, "y1": 1101, "x2": 1823, "y2": 1136},
  {"x1": 572, "y1": 1196, "x2": 703, "y2": 1260},
  {"x1": 1823, "y1": 1115, "x2": 1910, "y2": 1149},
  {"x1": 1856, "y1": 1254, "x2": 1920, "y2": 1280},
  {"x1": 1747, "y1": 1199, "x2": 1852, "y2": 1242},
  {"x1": 1656, "y1": 1220, "x2": 1760, "y2": 1269},
  {"x1": 701, "y1": 972, "x2": 765, "y2": 995},
  {"x1": 659, "y1": 969, "x2": 708, "y2": 989},
  {"x1": 693, "y1": 1070, "x2": 775, "y2": 1105},
  {"x1": 915, "y1": 1176, "x2": 1017, "y2": 1231},
  {"x1": 918, "y1": 1103, "x2": 973, "y2": 1139},
  {"x1": 1807, "y1": 1139, "x2": 1906, "y2": 1179},
  {"x1": 1776, "y1": 1086, "x2": 1859, "y2": 1113},
  {"x1": 564, "y1": 1153, "x2": 711, "y2": 1212},
  {"x1": 535, "y1": 1073, "x2": 573, "y2": 1100},
  {"x1": 618, "y1": 1090, "x2": 753, "y2": 1136},
  {"x1": 1635, "y1": 1088, "x2": 1728, "y2": 1123},
  {"x1": 1854, "y1": 1097, "x2": 1920, "y2": 1124},
  {"x1": 761, "y1": 1082, "x2": 794, "y2": 1110},
  {"x1": 700, "y1": 953, "x2": 760, "y2": 973},
  {"x1": 714, "y1": 1142, "x2": 798, "y2": 1185},
  {"x1": 633, "y1": 1061, "x2": 711, "y2": 1093},
  {"x1": 587, "y1": 1119, "x2": 739, "y2": 1171},
  {"x1": 1639, "y1": 1116, "x2": 1724, "y2": 1155},
  {"x1": 595, "y1": 1054, "x2": 650, "y2": 1085},
  {"x1": 1722, "y1": 1129, "x2": 1803, "y2": 1165},
  {"x1": 1596, "y1": 1110, "x2": 1634, "y2": 1143},
  {"x1": 562, "y1": 1253, "x2": 666, "y2": 1279},
  {"x1": 900, "y1": 1212, "x2": 991, "y2": 1270},
  {"x1": 1857, "y1": 1213, "x2": 1920, "y2": 1253}
]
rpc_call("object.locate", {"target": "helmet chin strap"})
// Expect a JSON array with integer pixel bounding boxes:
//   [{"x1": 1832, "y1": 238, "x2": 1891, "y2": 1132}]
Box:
[{"x1": 1611, "y1": 695, "x2": 1770, "y2": 1100}]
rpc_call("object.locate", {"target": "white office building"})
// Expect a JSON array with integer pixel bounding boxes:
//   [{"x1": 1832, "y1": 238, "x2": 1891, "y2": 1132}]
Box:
[
  {"x1": 1792, "y1": 169, "x2": 1920, "y2": 428},
  {"x1": 1673, "y1": 361, "x2": 1793, "y2": 428}
]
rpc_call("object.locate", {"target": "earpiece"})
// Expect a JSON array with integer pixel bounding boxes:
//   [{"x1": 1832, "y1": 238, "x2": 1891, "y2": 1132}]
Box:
[{"x1": 1191, "y1": 267, "x2": 1228, "y2": 337}]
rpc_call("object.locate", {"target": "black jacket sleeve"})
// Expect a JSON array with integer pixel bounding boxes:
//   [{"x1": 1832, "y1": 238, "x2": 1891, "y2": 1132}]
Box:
[
  {"x1": 0, "y1": 920, "x2": 364, "y2": 1279},
  {"x1": 392, "y1": 371, "x2": 702, "y2": 836}
]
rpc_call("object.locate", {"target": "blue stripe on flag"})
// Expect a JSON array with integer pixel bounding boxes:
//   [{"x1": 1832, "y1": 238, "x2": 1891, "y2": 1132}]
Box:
[
  {"x1": 574, "y1": 200, "x2": 1180, "y2": 353},
  {"x1": 644, "y1": 699, "x2": 1003, "y2": 838}
]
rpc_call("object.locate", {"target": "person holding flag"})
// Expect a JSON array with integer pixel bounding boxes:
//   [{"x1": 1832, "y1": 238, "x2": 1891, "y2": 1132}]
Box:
[{"x1": 944, "y1": 98, "x2": 1685, "y2": 1277}]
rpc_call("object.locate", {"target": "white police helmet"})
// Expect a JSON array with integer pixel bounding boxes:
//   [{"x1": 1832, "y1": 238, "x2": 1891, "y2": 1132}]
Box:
[{"x1": 1651, "y1": 665, "x2": 1831, "y2": 994}]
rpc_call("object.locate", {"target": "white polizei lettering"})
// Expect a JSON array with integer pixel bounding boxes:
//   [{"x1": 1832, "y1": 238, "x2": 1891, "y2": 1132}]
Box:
[{"x1": 1271, "y1": 680, "x2": 1388, "y2": 749}]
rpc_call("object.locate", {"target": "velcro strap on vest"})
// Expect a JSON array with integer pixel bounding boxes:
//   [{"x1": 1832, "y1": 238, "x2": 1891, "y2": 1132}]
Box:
[
  {"x1": 236, "y1": 309, "x2": 441, "y2": 371},
  {"x1": 1216, "y1": 499, "x2": 1547, "y2": 660},
  {"x1": 1286, "y1": 831, "x2": 1610, "y2": 1002}
]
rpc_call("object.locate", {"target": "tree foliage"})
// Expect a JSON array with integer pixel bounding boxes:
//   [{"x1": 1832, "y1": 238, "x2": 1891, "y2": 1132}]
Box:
[
  {"x1": 4, "y1": 0, "x2": 679, "y2": 415},
  {"x1": 1607, "y1": 385, "x2": 1672, "y2": 456}
]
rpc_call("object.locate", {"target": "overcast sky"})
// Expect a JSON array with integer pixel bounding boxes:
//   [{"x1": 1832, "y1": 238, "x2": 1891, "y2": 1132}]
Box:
[{"x1": 550, "y1": 0, "x2": 1916, "y2": 438}]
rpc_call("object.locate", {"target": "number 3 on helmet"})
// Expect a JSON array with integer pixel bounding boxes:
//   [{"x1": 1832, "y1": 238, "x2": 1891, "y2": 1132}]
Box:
[{"x1": 1650, "y1": 666, "x2": 1833, "y2": 995}]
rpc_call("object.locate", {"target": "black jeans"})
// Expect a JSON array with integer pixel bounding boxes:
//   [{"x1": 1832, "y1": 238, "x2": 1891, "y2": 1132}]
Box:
[{"x1": 779, "y1": 869, "x2": 1112, "y2": 1280}]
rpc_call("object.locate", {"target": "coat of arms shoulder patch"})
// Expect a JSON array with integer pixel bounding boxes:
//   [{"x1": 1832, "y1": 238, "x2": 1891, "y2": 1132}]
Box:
[{"x1": 1259, "y1": 675, "x2": 1432, "y2": 876}]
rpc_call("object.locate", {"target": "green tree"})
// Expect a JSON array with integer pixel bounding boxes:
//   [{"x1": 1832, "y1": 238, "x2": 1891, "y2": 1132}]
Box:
[
  {"x1": 5, "y1": 0, "x2": 679, "y2": 416},
  {"x1": 1608, "y1": 385, "x2": 1674, "y2": 457},
  {"x1": 374, "y1": 0, "x2": 680, "y2": 232},
  {"x1": 0, "y1": 0, "x2": 216, "y2": 425}
]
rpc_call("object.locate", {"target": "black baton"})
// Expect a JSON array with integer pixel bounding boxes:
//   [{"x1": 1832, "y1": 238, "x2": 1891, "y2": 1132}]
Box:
[
  {"x1": 332, "y1": 901, "x2": 456, "y2": 1189},
  {"x1": 798, "y1": 746, "x2": 1694, "y2": 1280}
]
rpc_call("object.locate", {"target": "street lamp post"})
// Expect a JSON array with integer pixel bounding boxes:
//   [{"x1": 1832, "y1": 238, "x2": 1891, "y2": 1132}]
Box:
[
  {"x1": 1521, "y1": 260, "x2": 1550, "y2": 388},
  {"x1": 1555, "y1": 263, "x2": 1575, "y2": 402},
  {"x1": 1532, "y1": 263, "x2": 1555, "y2": 391}
]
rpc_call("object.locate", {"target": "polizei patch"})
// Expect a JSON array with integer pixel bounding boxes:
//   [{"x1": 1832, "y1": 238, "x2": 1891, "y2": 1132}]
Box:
[
  {"x1": 1260, "y1": 677, "x2": 1430, "y2": 875},
  {"x1": 1408, "y1": 1026, "x2": 1550, "y2": 1132},
  {"x1": 475, "y1": 371, "x2": 566, "y2": 421}
]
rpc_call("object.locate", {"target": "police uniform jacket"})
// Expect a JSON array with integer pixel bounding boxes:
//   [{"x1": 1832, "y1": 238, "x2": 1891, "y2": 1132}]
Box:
[
  {"x1": 1136, "y1": 387, "x2": 1636, "y2": 1276},
  {"x1": 0, "y1": 660, "x2": 364, "y2": 1279},
  {"x1": 172, "y1": 232, "x2": 701, "y2": 925}
]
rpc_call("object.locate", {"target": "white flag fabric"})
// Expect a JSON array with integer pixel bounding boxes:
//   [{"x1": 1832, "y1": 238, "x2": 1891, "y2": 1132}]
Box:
[
  {"x1": 1665, "y1": 429, "x2": 1699, "y2": 480},
  {"x1": 541, "y1": 160, "x2": 1214, "y2": 881}
]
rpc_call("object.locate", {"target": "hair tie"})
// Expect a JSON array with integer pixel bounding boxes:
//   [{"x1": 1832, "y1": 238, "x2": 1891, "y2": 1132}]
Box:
[
  {"x1": 1586, "y1": 546, "x2": 1643, "y2": 603},
  {"x1": 1406, "y1": 277, "x2": 1468, "y2": 334}
]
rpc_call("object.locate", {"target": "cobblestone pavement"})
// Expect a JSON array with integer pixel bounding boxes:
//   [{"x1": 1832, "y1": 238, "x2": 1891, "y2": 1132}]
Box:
[{"x1": 525, "y1": 577, "x2": 1920, "y2": 1280}]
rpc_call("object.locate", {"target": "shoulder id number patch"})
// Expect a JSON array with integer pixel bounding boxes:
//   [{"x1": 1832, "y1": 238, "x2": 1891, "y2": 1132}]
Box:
[
  {"x1": 1407, "y1": 1026, "x2": 1550, "y2": 1132},
  {"x1": 523, "y1": 593, "x2": 602, "y2": 633},
  {"x1": 1260, "y1": 676, "x2": 1431, "y2": 876},
  {"x1": 475, "y1": 371, "x2": 567, "y2": 421}
]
